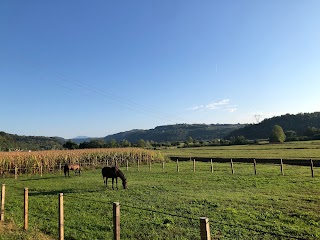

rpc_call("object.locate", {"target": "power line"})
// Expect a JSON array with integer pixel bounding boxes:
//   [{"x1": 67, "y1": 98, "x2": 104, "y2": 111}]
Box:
[
  {"x1": 52, "y1": 71, "x2": 187, "y2": 124},
  {"x1": 14, "y1": 58, "x2": 188, "y2": 126}
]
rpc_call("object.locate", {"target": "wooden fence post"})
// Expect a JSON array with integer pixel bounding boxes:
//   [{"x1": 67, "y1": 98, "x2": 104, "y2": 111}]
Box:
[
  {"x1": 15, "y1": 166, "x2": 18, "y2": 179},
  {"x1": 280, "y1": 159, "x2": 284, "y2": 176},
  {"x1": 1, "y1": 184, "x2": 5, "y2": 221},
  {"x1": 230, "y1": 159, "x2": 234, "y2": 174},
  {"x1": 210, "y1": 159, "x2": 213, "y2": 173},
  {"x1": 149, "y1": 161, "x2": 151, "y2": 171},
  {"x1": 176, "y1": 159, "x2": 179, "y2": 172},
  {"x1": 310, "y1": 159, "x2": 314, "y2": 178},
  {"x1": 137, "y1": 159, "x2": 140, "y2": 172},
  {"x1": 59, "y1": 163, "x2": 62, "y2": 174},
  {"x1": 200, "y1": 217, "x2": 211, "y2": 240},
  {"x1": 59, "y1": 193, "x2": 64, "y2": 240},
  {"x1": 113, "y1": 202, "x2": 120, "y2": 240},
  {"x1": 253, "y1": 159, "x2": 257, "y2": 175},
  {"x1": 24, "y1": 188, "x2": 28, "y2": 230},
  {"x1": 40, "y1": 164, "x2": 43, "y2": 177},
  {"x1": 162, "y1": 162, "x2": 165, "y2": 171},
  {"x1": 126, "y1": 160, "x2": 129, "y2": 171},
  {"x1": 193, "y1": 159, "x2": 196, "y2": 172}
]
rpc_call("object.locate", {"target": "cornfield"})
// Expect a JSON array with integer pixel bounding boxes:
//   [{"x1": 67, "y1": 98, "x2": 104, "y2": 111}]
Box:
[{"x1": 0, "y1": 148, "x2": 165, "y2": 176}]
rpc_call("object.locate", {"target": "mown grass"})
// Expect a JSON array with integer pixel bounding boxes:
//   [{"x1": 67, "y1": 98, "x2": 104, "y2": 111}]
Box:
[
  {"x1": 1, "y1": 161, "x2": 319, "y2": 239},
  {"x1": 159, "y1": 140, "x2": 320, "y2": 160}
]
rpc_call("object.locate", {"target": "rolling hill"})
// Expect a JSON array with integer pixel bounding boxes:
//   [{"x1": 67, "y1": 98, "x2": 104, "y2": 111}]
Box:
[
  {"x1": 227, "y1": 112, "x2": 320, "y2": 140},
  {"x1": 0, "y1": 131, "x2": 65, "y2": 151},
  {"x1": 2, "y1": 112, "x2": 320, "y2": 151},
  {"x1": 103, "y1": 123, "x2": 246, "y2": 143}
]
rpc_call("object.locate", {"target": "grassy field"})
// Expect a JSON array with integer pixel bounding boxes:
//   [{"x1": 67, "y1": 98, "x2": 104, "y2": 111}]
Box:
[
  {"x1": 159, "y1": 140, "x2": 320, "y2": 160},
  {"x1": 0, "y1": 161, "x2": 319, "y2": 239}
]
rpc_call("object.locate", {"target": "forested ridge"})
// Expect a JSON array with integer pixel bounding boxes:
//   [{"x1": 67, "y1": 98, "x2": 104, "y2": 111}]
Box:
[
  {"x1": 0, "y1": 131, "x2": 64, "y2": 151},
  {"x1": 227, "y1": 112, "x2": 320, "y2": 140},
  {"x1": 103, "y1": 123, "x2": 245, "y2": 143},
  {"x1": 2, "y1": 112, "x2": 320, "y2": 151}
]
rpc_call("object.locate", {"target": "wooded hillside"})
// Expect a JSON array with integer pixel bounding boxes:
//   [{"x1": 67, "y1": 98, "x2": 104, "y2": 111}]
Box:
[
  {"x1": 2, "y1": 112, "x2": 320, "y2": 151},
  {"x1": 0, "y1": 132, "x2": 65, "y2": 151},
  {"x1": 104, "y1": 124, "x2": 245, "y2": 143},
  {"x1": 227, "y1": 112, "x2": 320, "y2": 140}
]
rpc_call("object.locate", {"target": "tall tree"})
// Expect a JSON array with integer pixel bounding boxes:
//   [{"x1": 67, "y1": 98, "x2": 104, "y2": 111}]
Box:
[
  {"x1": 63, "y1": 140, "x2": 79, "y2": 149},
  {"x1": 137, "y1": 139, "x2": 146, "y2": 148},
  {"x1": 269, "y1": 125, "x2": 286, "y2": 143}
]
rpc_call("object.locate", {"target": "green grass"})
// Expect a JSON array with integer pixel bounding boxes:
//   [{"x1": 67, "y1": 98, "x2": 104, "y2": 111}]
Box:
[
  {"x1": 1, "y1": 161, "x2": 319, "y2": 239},
  {"x1": 159, "y1": 140, "x2": 320, "y2": 160}
]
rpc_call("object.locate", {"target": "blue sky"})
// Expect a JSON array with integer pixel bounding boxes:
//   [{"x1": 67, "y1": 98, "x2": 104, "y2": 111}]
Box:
[{"x1": 1, "y1": 1, "x2": 319, "y2": 139}]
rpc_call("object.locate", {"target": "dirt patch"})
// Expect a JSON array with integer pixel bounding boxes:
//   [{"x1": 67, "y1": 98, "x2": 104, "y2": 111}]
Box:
[{"x1": 0, "y1": 220, "x2": 54, "y2": 240}]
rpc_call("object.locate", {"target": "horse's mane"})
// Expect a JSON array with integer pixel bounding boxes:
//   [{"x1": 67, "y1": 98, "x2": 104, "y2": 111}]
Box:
[{"x1": 115, "y1": 167, "x2": 126, "y2": 181}]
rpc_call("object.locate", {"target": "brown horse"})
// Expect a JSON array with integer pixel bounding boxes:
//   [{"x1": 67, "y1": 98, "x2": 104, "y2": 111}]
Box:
[
  {"x1": 64, "y1": 163, "x2": 81, "y2": 177},
  {"x1": 102, "y1": 166, "x2": 127, "y2": 189}
]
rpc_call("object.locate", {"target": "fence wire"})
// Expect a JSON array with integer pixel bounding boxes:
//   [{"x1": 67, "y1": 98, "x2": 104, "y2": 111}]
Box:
[
  {"x1": 208, "y1": 219, "x2": 312, "y2": 240},
  {"x1": 1, "y1": 163, "x2": 318, "y2": 240},
  {"x1": 120, "y1": 202, "x2": 198, "y2": 221},
  {"x1": 61, "y1": 193, "x2": 314, "y2": 240}
]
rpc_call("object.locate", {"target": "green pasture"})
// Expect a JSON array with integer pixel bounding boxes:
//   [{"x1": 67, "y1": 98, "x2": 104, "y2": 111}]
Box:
[
  {"x1": 159, "y1": 140, "x2": 320, "y2": 160},
  {"x1": 1, "y1": 161, "x2": 319, "y2": 239}
]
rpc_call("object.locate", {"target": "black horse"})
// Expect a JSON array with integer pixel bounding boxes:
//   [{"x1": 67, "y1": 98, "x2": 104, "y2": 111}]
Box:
[
  {"x1": 102, "y1": 166, "x2": 127, "y2": 189},
  {"x1": 64, "y1": 163, "x2": 81, "y2": 177}
]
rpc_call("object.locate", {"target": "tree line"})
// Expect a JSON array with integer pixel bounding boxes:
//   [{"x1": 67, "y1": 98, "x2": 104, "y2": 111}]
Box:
[
  {"x1": 2, "y1": 112, "x2": 320, "y2": 152},
  {"x1": 62, "y1": 125, "x2": 289, "y2": 150},
  {"x1": 227, "y1": 112, "x2": 320, "y2": 140}
]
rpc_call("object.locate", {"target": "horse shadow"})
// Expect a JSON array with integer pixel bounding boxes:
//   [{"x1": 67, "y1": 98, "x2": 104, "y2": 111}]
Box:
[
  {"x1": 19, "y1": 176, "x2": 59, "y2": 182},
  {"x1": 29, "y1": 189, "x2": 79, "y2": 196}
]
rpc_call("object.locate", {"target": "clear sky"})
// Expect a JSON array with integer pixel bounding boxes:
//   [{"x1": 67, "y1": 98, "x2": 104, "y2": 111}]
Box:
[{"x1": 1, "y1": 1, "x2": 319, "y2": 139}]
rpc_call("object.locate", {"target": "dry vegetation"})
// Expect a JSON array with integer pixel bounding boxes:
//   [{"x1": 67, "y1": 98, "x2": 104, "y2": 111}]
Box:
[{"x1": 0, "y1": 148, "x2": 165, "y2": 176}]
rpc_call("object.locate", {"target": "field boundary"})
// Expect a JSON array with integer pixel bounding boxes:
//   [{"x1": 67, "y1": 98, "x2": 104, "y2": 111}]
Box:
[
  {"x1": 0, "y1": 184, "x2": 312, "y2": 240},
  {"x1": 170, "y1": 157, "x2": 320, "y2": 167},
  {"x1": 1, "y1": 157, "x2": 318, "y2": 179}
]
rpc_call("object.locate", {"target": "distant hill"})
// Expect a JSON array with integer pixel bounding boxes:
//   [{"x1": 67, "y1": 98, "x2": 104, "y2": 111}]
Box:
[
  {"x1": 71, "y1": 137, "x2": 92, "y2": 144},
  {"x1": 3, "y1": 112, "x2": 319, "y2": 151},
  {"x1": 227, "y1": 112, "x2": 320, "y2": 140},
  {"x1": 103, "y1": 124, "x2": 246, "y2": 143},
  {"x1": 74, "y1": 136, "x2": 90, "y2": 139},
  {"x1": 0, "y1": 131, "x2": 65, "y2": 151},
  {"x1": 0, "y1": 124, "x2": 245, "y2": 150}
]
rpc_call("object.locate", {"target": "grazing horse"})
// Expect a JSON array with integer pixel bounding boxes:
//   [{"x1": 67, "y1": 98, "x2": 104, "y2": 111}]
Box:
[
  {"x1": 64, "y1": 163, "x2": 81, "y2": 177},
  {"x1": 102, "y1": 166, "x2": 127, "y2": 189}
]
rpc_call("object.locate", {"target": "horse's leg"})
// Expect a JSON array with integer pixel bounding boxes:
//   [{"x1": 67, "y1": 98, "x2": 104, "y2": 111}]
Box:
[{"x1": 112, "y1": 178, "x2": 115, "y2": 190}]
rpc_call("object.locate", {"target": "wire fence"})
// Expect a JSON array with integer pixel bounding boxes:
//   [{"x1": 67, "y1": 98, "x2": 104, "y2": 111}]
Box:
[
  {"x1": 2, "y1": 185, "x2": 316, "y2": 240},
  {"x1": 1, "y1": 160, "x2": 319, "y2": 239},
  {"x1": 67, "y1": 193, "x2": 318, "y2": 239},
  {"x1": 0, "y1": 157, "x2": 318, "y2": 180}
]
